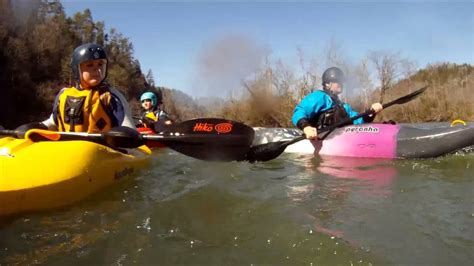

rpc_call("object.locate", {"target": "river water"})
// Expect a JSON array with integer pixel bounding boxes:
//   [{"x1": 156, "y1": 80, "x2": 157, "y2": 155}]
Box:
[{"x1": 1, "y1": 149, "x2": 473, "y2": 265}]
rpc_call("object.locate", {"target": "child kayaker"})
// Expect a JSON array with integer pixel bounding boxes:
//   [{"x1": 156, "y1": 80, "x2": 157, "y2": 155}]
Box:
[
  {"x1": 137, "y1": 91, "x2": 173, "y2": 132},
  {"x1": 292, "y1": 67, "x2": 384, "y2": 139},
  {"x1": 17, "y1": 43, "x2": 135, "y2": 133}
]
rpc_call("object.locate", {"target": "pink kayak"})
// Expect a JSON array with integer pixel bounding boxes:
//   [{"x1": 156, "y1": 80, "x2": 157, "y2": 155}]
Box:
[{"x1": 253, "y1": 122, "x2": 474, "y2": 159}]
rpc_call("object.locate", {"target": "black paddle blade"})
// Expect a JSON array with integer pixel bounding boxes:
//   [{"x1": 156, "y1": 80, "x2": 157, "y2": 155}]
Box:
[
  {"x1": 246, "y1": 135, "x2": 306, "y2": 162},
  {"x1": 246, "y1": 141, "x2": 288, "y2": 162},
  {"x1": 384, "y1": 86, "x2": 428, "y2": 108},
  {"x1": 103, "y1": 126, "x2": 144, "y2": 148},
  {"x1": 160, "y1": 118, "x2": 255, "y2": 161}
]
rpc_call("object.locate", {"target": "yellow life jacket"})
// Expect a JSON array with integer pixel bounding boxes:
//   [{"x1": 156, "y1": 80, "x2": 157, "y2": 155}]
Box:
[
  {"x1": 57, "y1": 87, "x2": 113, "y2": 133},
  {"x1": 144, "y1": 111, "x2": 158, "y2": 122}
]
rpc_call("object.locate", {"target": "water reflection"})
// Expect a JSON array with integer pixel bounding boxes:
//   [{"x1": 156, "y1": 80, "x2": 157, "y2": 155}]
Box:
[
  {"x1": 287, "y1": 155, "x2": 397, "y2": 201},
  {"x1": 316, "y1": 156, "x2": 397, "y2": 193},
  {"x1": 286, "y1": 155, "x2": 398, "y2": 240}
]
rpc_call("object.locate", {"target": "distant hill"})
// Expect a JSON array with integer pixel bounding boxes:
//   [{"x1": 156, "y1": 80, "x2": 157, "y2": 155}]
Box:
[
  {"x1": 159, "y1": 87, "x2": 206, "y2": 122},
  {"x1": 195, "y1": 96, "x2": 227, "y2": 115},
  {"x1": 371, "y1": 63, "x2": 473, "y2": 122}
]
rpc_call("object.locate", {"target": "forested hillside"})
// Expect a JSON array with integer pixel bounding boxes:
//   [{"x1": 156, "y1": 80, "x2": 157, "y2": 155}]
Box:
[{"x1": 0, "y1": 0, "x2": 148, "y2": 128}]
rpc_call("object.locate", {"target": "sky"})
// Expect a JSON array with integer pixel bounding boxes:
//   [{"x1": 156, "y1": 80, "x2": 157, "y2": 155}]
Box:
[{"x1": 61, "y1": 1, "x2": 474, "y2": 98}]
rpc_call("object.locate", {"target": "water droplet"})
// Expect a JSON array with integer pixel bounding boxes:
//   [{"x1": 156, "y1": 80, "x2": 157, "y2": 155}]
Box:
[
  {"x1": 309, "y1": 230, "x2": 313, "y2": 234},
  {"x1": 331, "y1": 236, "x2": 335, "y2": 239},
  {"x1": 234, "y1": 236, "x2": 238, "y2": 240},
  {"x1": 267, "y1": 239, "x2": 271, "y2": 244},
  {"x1": 292, "y1": 243, "x2": 296, "y2": 248}
]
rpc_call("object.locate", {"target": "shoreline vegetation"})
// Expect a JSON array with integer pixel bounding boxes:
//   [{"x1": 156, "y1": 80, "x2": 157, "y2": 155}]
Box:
[{"x1": 1, "y1": 1, "x2": 472, "y2": 129}]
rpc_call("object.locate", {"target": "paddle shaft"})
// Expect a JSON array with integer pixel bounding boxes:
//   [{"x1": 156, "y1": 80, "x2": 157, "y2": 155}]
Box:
[
  {"x1": 0, "y1": 118, "x2": 256, "y2": 162},
  {"x1": 0, "y1": 129, "x2": 19, "y2": 137}
]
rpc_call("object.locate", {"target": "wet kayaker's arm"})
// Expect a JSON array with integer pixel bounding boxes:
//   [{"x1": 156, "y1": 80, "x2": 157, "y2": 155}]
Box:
[
  {"x1": 109, "y1": 88, "x2": 136, "y2": 129},
  {"x1": 292, "y1": 91, "x2": 327, "y2": 129},
  {"x1": 42, "y1": 90, "x2": 62, "y2": 130},
  {"x1": 344, "y1": 102, "x2": 384, "y2": 124},
  {"x1": 344, "y1": 104, "x2": 374, "y2": 124},
  {"x1": 42, "y1": 114, "x2": 58, "y2": 130},
  {"x1": 292, "y1": 91, "x2": 328, "y2": 139}
]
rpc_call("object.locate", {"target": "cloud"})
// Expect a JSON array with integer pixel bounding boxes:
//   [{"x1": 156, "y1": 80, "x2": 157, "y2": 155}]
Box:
[{"x1": 192, "y1": 33, "x2": 270, "y2": 98}]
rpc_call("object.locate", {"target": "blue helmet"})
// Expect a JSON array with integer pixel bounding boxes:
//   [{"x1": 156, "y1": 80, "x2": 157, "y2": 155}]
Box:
[
  {"x1": 71, "y1": 43, "x2": 108, "y2": 85},
  {"x1": 140, "y1": 92, "x2": 158, "y2": 106}
]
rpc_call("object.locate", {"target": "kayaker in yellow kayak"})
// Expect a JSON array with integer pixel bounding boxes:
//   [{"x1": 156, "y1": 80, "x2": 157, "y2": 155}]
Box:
[
  {"x1": 137, "y1": 91, "x2": 173, "y2": 132},
  {"x1": 292, "y1": 67, "x2": 384, "y2": 139},
  {"x1": 16, "y1": 43, "x2": 135, "y2": 133}
]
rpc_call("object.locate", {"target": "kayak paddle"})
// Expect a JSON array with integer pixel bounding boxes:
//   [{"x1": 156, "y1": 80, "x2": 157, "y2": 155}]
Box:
[
  {"x1": 246, "y1": 85, "x2": 428, "y2": 162},
  {"x1": 0, "y1": 118, "x2": 255, "y2": 162}
]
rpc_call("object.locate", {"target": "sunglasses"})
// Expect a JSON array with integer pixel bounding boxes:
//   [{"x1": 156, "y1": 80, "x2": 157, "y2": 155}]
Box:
[{"x1": 141, "y1": 99, "x2": 152, "y2": 103}]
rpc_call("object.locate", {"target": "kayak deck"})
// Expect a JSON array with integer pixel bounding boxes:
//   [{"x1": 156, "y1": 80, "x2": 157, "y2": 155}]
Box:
[
  {"x1": 253, "y1": 122, "x2": 474, "y2": 159},
  {"x1": 0, "y1": 138, "x2": 151, "y2": 216}
]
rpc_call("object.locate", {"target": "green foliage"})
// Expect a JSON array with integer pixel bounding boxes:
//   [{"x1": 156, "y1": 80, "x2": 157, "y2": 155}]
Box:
[{"x1": 0, "y1": 0, "x2": 148, "y2": 128}]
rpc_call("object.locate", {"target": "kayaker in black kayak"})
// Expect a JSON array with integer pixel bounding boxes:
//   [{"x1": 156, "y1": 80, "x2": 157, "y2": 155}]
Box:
[
  {"x1": 292, "y1": 67, "x2": 384, "y2": 140},
  {"x1": 137, "y1": 91, "x2": 173, "y2": 132},
  {"x1": 17, "y1": 43, "x2": 135, "y2": 133}
]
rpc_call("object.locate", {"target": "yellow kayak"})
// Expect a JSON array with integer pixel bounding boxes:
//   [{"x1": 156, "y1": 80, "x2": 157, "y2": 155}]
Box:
[{"x1": 0, "y1": 137, "x2": 151, "y2": 216}]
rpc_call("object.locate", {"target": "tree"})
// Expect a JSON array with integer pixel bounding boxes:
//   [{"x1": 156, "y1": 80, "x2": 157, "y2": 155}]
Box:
[
  {"x1": 146, "y1": 69, "x2": 155, "y2": 87},
  {"x1": 353, "y1": 59, "x2": 374, "y2": 106},
  {"x1": 368, "y1": 50, "x2": 402, "y2": 103}
]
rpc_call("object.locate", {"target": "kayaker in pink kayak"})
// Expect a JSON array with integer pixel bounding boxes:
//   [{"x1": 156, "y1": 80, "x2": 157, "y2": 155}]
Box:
[
  {"x1": 16, "y1": 43, "x2": 135, "y2": 133},
  {"x1": 292, "y1": 67, "x2": 384, "y2": 139}
]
